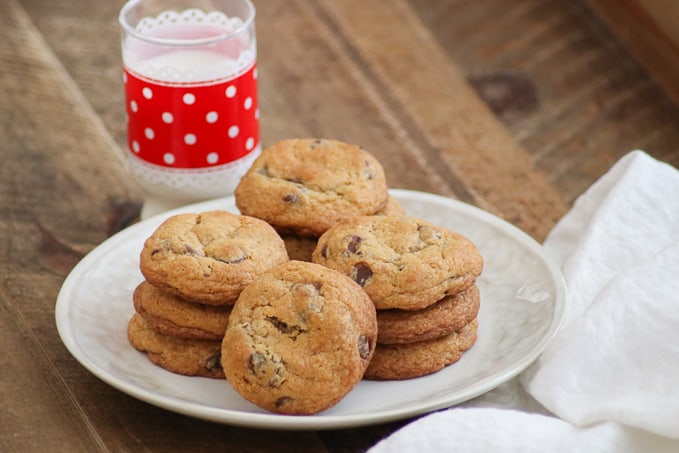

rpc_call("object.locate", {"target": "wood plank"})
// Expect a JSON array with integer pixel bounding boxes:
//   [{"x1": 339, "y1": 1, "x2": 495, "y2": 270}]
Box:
[
  {"x1": 410, "y1": 0, "x2": 679, "y2": 205},
  {"x1": 255, "y1": 0, "x2": 454, "y2": 197},
  {"x1": 316, "y1": 0, "x2": 568, "y2": 240},
  {"x1": 0, "y1": 0, "x2": 141, "y2": 450},
  {"x1": 585, "y1": 0, "x2": 679, "y2": 106},
  {"x1": 0, "y1": 287, "x2": 102, "y2": 451}
]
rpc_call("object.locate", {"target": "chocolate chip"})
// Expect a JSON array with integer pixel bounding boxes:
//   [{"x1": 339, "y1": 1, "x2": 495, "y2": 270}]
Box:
[
  {"x1": 275, "y1": 396, "x2": 293, "y2": 408},
  {"x1": 358, "y1": 335, "x2": 371, "y2": 359},
  {"x1": 320, "y1": 244, "x2": 328, "y2": 259},
  {"x1": 352, "y1": 263, "x2": 372, "y2": 286},
  {"x1": 266, "y1": 316, "x2": 305, "y2": 337},
  {"x1": 347, "y1": 235, "x2": 362, "y2": 253},
  {"x1": 282, "y1": 194, "x2": 299, "y2": 203},
  {"x1": 267, "y1": 316, "x2": 294, "y2": 334},
  {"x1": 247, "y1": 352, "x2": 266, "y2": 375},
  {"x1": 205, "y1": 351, "x2": 222, "y2": 371}
]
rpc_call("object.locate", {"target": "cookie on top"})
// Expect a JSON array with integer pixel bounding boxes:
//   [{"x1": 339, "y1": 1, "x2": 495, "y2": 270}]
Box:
[{"x1": 234, "y1": 138, "x2": 389, "y2": 237}]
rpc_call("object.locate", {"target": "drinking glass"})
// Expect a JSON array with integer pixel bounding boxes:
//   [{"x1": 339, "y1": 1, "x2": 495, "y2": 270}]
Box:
[{"x1": 119, "y1": 0, "x2": 258, "y2": 218}]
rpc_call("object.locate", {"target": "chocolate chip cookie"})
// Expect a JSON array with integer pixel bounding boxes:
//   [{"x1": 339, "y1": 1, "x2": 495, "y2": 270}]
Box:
[
  {"x1": 127, "y1": 314, "x2": 224, "y2": 379},
  {"x1": 364, "y1": 319, "x2": 478, "y2": 380},
  {"x1": 133, "y1": 281, "x2": 231, "y2": 341},
  {"x1": 140, "y1": 210, "x2": 289, "y2": 305},
  {"x1": 376, "y1": 285, "x2": 480, "y2": 344},
  {"x1": 234, "y1": 138, "x2": 389, "y2": 237},
  {"x1": 312, "y1": 215, "x2": 483, "y2": 310},
  {"x1": 222, "y1": 260, "x2": 377, "y2": 415}
]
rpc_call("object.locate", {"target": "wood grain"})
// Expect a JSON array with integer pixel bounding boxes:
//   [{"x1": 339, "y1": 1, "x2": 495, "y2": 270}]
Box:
[
  {"x1": 585, "y1": 0, "x2": 679, "y2": 106},
  {"x1": 0, "y1": 0, "x2": 140, "y2": 450},
  {"x1": 3, "y1": 0, "x2": 679, "y2": 451},
  {"x1": 411, "y1": 0, "x2": 679, "y2": 206},
  {"x1": 318, "y1": 0, "x2": 568, "y2": 239}
]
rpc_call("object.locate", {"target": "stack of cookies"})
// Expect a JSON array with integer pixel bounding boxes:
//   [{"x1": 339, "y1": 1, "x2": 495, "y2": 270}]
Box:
[
  {"x1": 127, "y1": 137, "x2": 484, "y2": 414},
  {"x1": 127, "y1": 210, "x2": 289, "y2": 379},
  {"x1": 234, "y1": 138, "x2": 403, "y2": 261},
  {"x1": 311, "y1": 215, "x2": 483, "y2": 380},
  {"x1": 235, "y1": 138, "x2": 483, "y2": 380}
]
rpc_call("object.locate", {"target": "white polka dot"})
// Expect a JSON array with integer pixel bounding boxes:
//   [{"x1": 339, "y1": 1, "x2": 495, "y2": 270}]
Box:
[
  {"x1": 132, "y1": 141, "x2": 140, "y2": 153},
  {"x1": 183, "y1": 93, "x2": 196, "y2": 105},
  {"x1": 142, "y1": 87, "x2": 153, "y2": 99},
  {"x1": 164, "y1": 153, "x2": 175, "y2": 165},
  {"x1": 184, "y1": 133, "x2": 197, "y2": 145},
  {"x1": 253, "y1": 68, "x2": 258, "y2": 80},
  {"x1": 206, "y1": 111, "x2": 218, "y2": 123},
  {"x1": 244, "y1": 97, "x2": 253, "y2": 110},
  {"x1": 225, "y1": 85, "x2": 236, "y2": 98},
  {"x1": 123, "y1": 73, "x2": 127, "y2": 83},
  {"x1": 245, "y1": 137, "x2": 255, "y2": 150},
  {"x1": 228, "y1": 125, "x2": 239, "y2": 138},
  {"x1": 255, "y1": 108, "x2": 260, "y2": 119},
  {"x1": 162, "y1": 112, "x2": 174, "y2": 123},
  {"x1": 144, "y1": 128, "x2": 155, "y2": 139},
  {"x1": 207, "y1": 152, "x2": 219, "y2": 164},
  {"x1": 130, "y1": 100, "x2": 138, "y2": 112}
]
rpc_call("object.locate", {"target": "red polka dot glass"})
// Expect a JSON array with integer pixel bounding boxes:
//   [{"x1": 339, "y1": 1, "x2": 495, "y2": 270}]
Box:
[{"x1": 119, "y1": 0, "x2": 257, "y2": 216}]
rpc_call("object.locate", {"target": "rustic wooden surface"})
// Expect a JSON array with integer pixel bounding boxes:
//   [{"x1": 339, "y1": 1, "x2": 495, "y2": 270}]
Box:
[
  {"x1": 585, "y1": 0, "x2": 679, "y2": 106},
  {"x1": 2, "y1": 0, "x2": 679, "y2": 451}
]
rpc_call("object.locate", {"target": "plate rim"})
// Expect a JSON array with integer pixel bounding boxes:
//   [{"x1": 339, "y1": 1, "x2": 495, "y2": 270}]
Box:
[{"x1": 55, "y1": 189, "x2": 566, "y2": 430}]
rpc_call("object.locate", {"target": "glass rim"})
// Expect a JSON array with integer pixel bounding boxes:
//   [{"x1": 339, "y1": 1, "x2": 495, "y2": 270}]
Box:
[{"x1": 119, "y1": 0, "x2": 255, "y2": 47}]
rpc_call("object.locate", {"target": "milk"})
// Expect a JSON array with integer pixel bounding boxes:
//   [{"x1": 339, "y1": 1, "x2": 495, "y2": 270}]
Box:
[
  {"x1": 120, "y1": 12, "x2": 259, "y2": 215},
  {"x1": 124, "y1": 23, "x2": 255, "y2": 83}
]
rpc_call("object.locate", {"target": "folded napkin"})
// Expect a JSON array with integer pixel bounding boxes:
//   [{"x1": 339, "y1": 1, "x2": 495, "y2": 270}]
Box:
[{"x1": 370, "y1": 151, "x2": 679, "y2": 452}]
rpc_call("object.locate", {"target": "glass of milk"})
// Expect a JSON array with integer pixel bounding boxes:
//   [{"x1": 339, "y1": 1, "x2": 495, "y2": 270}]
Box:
[{"x1": 119, "y1": 0, "x2": 258, "y2": 218}]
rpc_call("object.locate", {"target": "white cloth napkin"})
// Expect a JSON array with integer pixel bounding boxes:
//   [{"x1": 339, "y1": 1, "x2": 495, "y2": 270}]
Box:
[{"x1": 370, "y1": 151, "x2": 679, "y2": 452}]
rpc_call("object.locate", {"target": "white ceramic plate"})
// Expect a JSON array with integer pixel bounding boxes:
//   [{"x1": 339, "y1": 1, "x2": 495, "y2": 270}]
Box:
[{"x1": 55, "y1": 189, "x2": 565, "y2": 430}]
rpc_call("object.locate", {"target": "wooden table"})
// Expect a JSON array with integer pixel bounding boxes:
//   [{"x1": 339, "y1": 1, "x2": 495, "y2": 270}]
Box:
[{"x1": 3, "y1": 0, "x2": 679, "y2": 451}]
